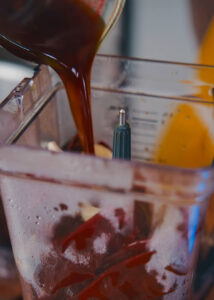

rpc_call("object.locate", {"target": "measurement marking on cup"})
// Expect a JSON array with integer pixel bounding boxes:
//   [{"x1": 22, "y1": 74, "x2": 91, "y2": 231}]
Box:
[
  {"x1": 132, "y1": 123, "x2": 157, "y2": 131},
  {"x1": 132, "y1": 109, "x2": 158, "y2": 115},
  {"x1": 131, "y1": 131, "x2": 157, "y2": 138},
  {"x1": 132, "y1": 155, "x2": 154, "y2": 162},
  {"x1": 132, "y1": 140, "x2": 158, "y2": 146},
  {"x1": 132, "y1": 117, "x2": 158, "y2": 123},
  {"x1": 132, "y1": 147, "x2": 155, "y2": 155}
]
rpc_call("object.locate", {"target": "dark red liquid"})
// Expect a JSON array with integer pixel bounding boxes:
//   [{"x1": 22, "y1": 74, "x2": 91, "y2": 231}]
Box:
[
  {"x1": 0, "y1": 0, "x2": 106, "y2": 153},
  {"x1": 19, "y1": 204, "x2": 179, "y2": 300}
]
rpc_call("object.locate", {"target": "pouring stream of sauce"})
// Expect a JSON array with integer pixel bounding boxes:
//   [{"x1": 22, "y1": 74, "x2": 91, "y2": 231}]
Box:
[{"x1": 0, "y1": 0, "x2": 106, "y2": 153}]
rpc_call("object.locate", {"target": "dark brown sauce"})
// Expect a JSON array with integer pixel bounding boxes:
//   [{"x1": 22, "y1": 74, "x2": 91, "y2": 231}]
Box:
[{"x1": 0, "y1": 0, "x2": 106, "y2": 153}]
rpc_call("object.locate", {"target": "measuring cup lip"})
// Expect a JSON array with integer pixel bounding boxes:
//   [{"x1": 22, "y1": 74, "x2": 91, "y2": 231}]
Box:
[
  {"x1": 93, "y1": 54, "x2": 214, "y2": 104},
  {"x1": 0, "y1": 144, "x2": 213, "y2": 177},
  {"x1": 96, "y1": 53, "x2": 214, "y2": 70},
  {"x1": 135, "y1": 159, "x2": 214, "y2": 174},
  {"x1": 0, "y1": 145, "x2": 213, "y2": 207}
]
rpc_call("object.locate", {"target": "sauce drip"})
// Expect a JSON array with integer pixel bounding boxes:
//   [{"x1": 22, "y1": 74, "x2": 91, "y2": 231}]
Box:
[{"x1": 0, "y1": 0, "x2": 106, "y2": 153}]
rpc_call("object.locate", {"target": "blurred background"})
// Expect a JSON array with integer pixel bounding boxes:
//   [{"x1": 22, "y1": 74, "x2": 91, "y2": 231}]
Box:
[
  {"x1": 1, "y1": 0, "x2": 214, "y2": 102},
  {"x1": 100, "y1": 0, "x2": 214, "y2": 63},
  {"x1": 0, "y1": 1, "x2": 214, "y2": 299}
]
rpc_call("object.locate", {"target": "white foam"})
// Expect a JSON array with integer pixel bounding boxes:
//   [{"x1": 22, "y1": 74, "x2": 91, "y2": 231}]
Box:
[
  {"x1": 64, "y1": 244, "x2": 90, "y2": 266},
  {"x1": 93, "y1": 233, "x2": 109, "y2": 254},
  {"x1": 146, "y1": 206, "x2": 188, "y2": 293}
]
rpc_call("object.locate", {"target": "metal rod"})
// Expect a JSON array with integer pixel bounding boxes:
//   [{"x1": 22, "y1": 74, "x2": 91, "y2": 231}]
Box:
[{"x1": 119, "y1": 108, "x2": 126, "y2": 126}]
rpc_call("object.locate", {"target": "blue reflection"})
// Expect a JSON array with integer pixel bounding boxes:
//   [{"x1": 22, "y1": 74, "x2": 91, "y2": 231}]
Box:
[
  {"x1": 188, "y1": 205, "x2": 200, "y2": 253},
  {"x1": 196, "y1": 181, "x2": 207, "y2": 193},
  {"x1": 202, "y1": 170, "x2": 210, "y2": 180},
  {"x1": 196, "y1": 170, "x2": 210, "y2": 193}
]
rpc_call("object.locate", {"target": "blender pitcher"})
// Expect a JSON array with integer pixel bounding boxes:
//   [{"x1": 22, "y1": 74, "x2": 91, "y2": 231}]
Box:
[
  {"x1": 0, "y1": 145, "x2": 214, "y2": 300},
  {"x1": 1, "y1": 55, "x2": 214, "y2": 299}
]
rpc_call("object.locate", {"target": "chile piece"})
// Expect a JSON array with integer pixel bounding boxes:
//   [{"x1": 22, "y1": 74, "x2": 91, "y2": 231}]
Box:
[
  {"x1": 101, "y1": 239, "x2": 149, "y2": 271},
  {"x1": 62, "y1": 214, "x2": 107, "y2": 252},
  {"x1": 77, "y1": 251, "x2": 176, "y2": 299},
  {"x1": 52, "y1": 271, "x2": 94, "y2": 294}
]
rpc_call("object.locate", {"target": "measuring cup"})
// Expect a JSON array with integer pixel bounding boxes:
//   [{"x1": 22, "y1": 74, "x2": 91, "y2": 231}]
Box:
[
  {"x1": 1, "y1": 55, "x2": 214, "y2": 299},
  {"x1": 0, "y1": 145, "x2": 214, "y2": 300},
  {"x1": 0, "y1": 0, "x2": 125, "y2": 61},
  {"x1": 3, "y1": 55, "x2": 214, "y2": 167}
]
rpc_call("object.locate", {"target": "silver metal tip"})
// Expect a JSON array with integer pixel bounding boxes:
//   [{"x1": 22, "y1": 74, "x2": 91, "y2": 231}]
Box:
[{"x1": 119, "y1": 109, "x2": 126, "y2": 126}]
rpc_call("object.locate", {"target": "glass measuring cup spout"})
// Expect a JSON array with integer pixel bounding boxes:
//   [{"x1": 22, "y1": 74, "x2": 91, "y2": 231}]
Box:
[{"x1": 98, "y1": 0, "x2": 125, "y2": 44}]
